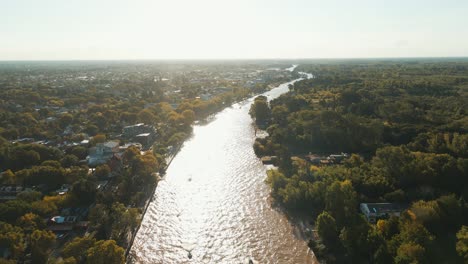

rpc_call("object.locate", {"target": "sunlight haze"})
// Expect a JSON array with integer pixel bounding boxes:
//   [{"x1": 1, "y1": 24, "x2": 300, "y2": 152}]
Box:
[{"x1": 1, "y1": 0, "x2": 468, "y2": 60}]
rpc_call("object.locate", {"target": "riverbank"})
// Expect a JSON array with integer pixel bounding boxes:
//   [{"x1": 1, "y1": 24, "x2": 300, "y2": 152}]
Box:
[
  {"x1": 129, "y1": 65, "x2": 318, "y2": 263},
  {"x1": 124, "y1": 140, "x2": 183, "y2": 259},
  {"x1": 124, "y1": 74, "x2": 301, "y2": 260},
  {"x1": 252, "y1": 70, "x2": 320, "y2": 263},
  {"x1": 124, "y1": 82, "x2": 289, "y2": 260}
]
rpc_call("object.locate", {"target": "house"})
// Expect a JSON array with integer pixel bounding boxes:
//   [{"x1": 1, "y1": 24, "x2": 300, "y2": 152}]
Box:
[
  {"x1": 47, "y1": 215, "x2": 77, "y2": 232},
  {"x1": 122, "y1": 123, "x2": 157, "y2": 148},
  {"x1": 135, "y1": 133, "x2": 156, "y2": 147},
  {"x1": 360, "y1": 203, "x2": 405, "y2": 223},
  {"x1": 86, "y1": 140, "x2": 120, "y2": 167},
  {"x1": 55, "y1": 184, "x2": 71, "y2": 195},
  {"x1": 328, "y1": 153, "x2": 349, "y2": 164},
  {"x1": 304, "y1": 153, "x2": 348, "y2": 166},
  {"x1": 122, "y1": 123, "x2": 156, "y2": 138},
  {"x1": 0, "y1": 186, "x2": 24, "y2": 201},
  {"x1": 49, "y1": 215, "x2": 77, "y2": 225},
  {"x1": 306, "y1": 154, "x2": 327, "y2": 165},
  {"x1": 119, "y1": 142, "x2": 142, "y2": 151},
  {"x1": 261, "y1": 156, "x2": 277, "y2": 165}
]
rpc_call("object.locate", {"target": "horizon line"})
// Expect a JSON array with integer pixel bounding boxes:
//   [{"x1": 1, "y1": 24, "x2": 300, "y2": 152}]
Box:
[{"x1": 1, "y1": 56, "x2": 468, "y2": 62}]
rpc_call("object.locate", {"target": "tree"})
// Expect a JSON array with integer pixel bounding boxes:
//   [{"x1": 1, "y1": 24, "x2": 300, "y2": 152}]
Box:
[
  {"x1": 70, "y1": 179, "x2": 97, "y2": 205},
  {"x1": 395, "y1": 242, "x2": 425, "y2": 264},
  {"x1": 61, "y1": 154, "x2": 79, "y2": 167},
  {"x1": 90, "y1": 134, "x2": 106, "y2": 145},
  {"x1": 131, "y1": 153, "x2": 159, "y2": 187},
  {"x1": 88, "y1": 204, "x2": 111, "y2": 238},
  {"x1": 95, "y1": 164, "x2": 110, "y2": 178},
  {"x1": 25, "y1": 165, "x2": 66, "y2": 186},
  {"x1": 59, "y1": 113, "x2": 73, "y2": 128},
  {"x1": 109, "y1": 203, "x2": 140, "y2": 243},
  {"x1": 167, "y1": 132, "x2": 187, "y2": 146},
  {"x1": 85, "y1": 124, "x2": 99, "y2": 136},
  {"x1": 16, "y1": 213, "x2": 44, "y2": 230},
  {"x1": 397, "y1": 221, "x2": 434, "y2": 249},
  {"x1": 123, "y1": 146, "x2": 140, "y2": 164},
  {"x1": 0, "y1": 222, "x2": 25, "y2": 259},
  {"x1": 31, "y1": 195, "x2": 66, "y2": 217},
  {"x1": 316, "y1": 211, "x2": 339, "y2": 245},
  {"x1": 16, "y1": 190, "x2": 42, "y2": 202},
  {"x1": 371, "y1": 146, "x2": 413, "y2": 187},
  {"x1": 325, "y1": 180, "x2": 358, "y2": 227},
  {"x1": 86, "y1": 240, "x2": 124, "y2": 264},
  {"x1": 137, "y1": 109, "x2": 156, "y2": 125},
  {"x1": 62, "y1": 236, "x2": 96, "y2": 261},
  {"x1": 58, "y1": 257, "x2": 78, "y2": 264},
  {"x1": 376, "y1": 217, "x2": 400, "y2": 240},
  {"x1": 69, "y1": 146, "x2": 87, "y2": 159},
  {"x1": 339, "y1": 216, "x2": 371, "y2": 261},
  {"x1": 0, "y1": 200, "x2": 32, "y2": 222},
  {"x1": 271, "y1": 105, "x2": 289, "y2": 126},
  {"x1": 41, "y1": 160, "x2": 62, "y2": 168},
  {"x1": 0, "y1": 170, "x2": 15, "y2": 184},
  {"x1": 367, "y1": 229, "x2": 392, "y2": 264},
  {"x1": 181, "y1": 109, "x2": 195, "y2": 125},
  {"x1": 0, "y1": 259, "x2": 17, "y2": 264},
  {"x1": 30, "y1": 229, "x2": 56, "y2": 264},
  {"x1": 456, "y1": 226, "x2": 468, "y2": 262},
  {"x1": 9, "y1": 149, "x2": 40, "y2": 170},
  {"x1": 249, "y1": 96, "x2": 271, "y2": 125},
  {"x1": 265, "y1": 169, "x2": 288, "y2": 196}
]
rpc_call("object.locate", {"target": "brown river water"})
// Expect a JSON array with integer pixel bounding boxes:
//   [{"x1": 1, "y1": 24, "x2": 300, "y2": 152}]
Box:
[{"x1": 129, "y1": 67, "x2": 317, "y2": 263}]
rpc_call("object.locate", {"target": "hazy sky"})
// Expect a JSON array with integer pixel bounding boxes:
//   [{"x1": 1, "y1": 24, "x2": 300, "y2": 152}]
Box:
[{"x1": 1, "y1": 0, "x2": 468, "y2": 60}]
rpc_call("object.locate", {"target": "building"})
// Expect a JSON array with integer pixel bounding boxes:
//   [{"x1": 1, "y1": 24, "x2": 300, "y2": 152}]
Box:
[
  {"x1": 55, "y1": 184, "x2": 71, "y2": 195},
  {"x1": 122, "y1": 123, "x2": 157, "y2": 148},
  {"x1": 328, "y1": 153, "x2": 349, "y2": 164},
  {"x1": 261, "y1": 156, "x2": 277, "y2": 165},
  {"x1": 360, "y1": 203, "x2": 405, "y2": 223},
  {"x1": 306, "y1": 154, "x2": 327, "y2": 165},
  {"x1": 86, "y1": 140, "x2": 120, "y2": 167},
  {"x1": 135, "y1": 133, "x2": 156, "y2": 147},
  {"x1": 0, "y1": 186, "x2": 25, "y2": 201},
  {"x1": 122, "y1": 123, "x2": 156, "y2": 138},
  {"x1": 119, "y1": 142, "x2": 142, "y2": 151}
]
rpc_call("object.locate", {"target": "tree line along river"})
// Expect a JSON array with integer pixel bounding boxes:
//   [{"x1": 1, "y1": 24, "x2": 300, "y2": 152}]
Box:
[{"x1": 129, "y1": 66, "x2": 317, "y2": 263}]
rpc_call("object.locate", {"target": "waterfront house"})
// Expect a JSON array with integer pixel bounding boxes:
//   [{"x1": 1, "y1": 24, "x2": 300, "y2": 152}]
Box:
[
  {"x1": 261, "y1": 156, "x2": 277, "y2": 165},
  {"x1": 360, "y1": 203, "x2": 405, "y2": 223},
  {"x1": 122, "y1": 123, "x2": 157, "y2": 148},
  {"x1": 123, "y1": 123, "x2": 156, "y2": 138}
]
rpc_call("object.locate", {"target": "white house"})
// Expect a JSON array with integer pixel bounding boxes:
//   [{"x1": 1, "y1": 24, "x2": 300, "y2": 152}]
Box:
[{"x1": 360, "y1": 203, "x2": 404, "y2": 223}]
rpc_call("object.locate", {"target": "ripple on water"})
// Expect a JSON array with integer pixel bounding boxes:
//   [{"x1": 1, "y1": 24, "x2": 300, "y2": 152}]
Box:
[{"x1": 130, "y1": 76, "x2": 317, "y2": 264}]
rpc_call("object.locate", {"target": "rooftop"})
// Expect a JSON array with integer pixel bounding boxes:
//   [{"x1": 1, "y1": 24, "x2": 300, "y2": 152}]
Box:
[
  {"x1": 123, "y1": 123, "x2": 145, "y2": 129},
  {"x1": 361, "y1": 203, "x2": 404, "y2": 214}
]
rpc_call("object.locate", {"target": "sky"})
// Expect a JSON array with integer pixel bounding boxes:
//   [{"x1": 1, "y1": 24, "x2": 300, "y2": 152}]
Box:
[{"x1": 1, "y1": 0, "x2": 468, "y2": 60}]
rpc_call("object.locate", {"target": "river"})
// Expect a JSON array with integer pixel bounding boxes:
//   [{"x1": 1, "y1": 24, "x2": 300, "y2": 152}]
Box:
[{"x1": 129, "y1": 65, "x2": 317, "y2": 263}]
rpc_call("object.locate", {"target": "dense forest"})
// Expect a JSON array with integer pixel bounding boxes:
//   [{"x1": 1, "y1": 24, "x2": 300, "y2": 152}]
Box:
[{"x1": 251, "y1": 60, "x2": 468, "y2": 263}]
